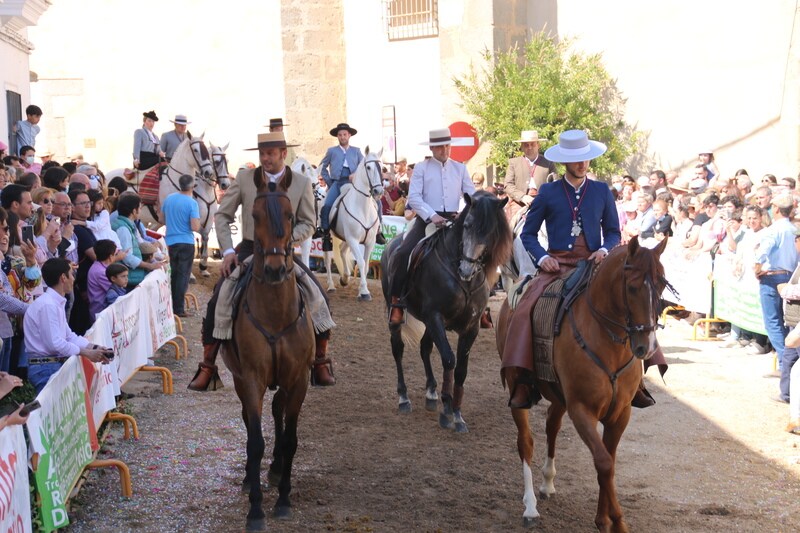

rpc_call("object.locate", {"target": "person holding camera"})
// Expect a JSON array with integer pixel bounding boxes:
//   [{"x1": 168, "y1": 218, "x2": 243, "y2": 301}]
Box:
[{"x1": 25, "y1": 258, "x2": 112, "y2": 393}]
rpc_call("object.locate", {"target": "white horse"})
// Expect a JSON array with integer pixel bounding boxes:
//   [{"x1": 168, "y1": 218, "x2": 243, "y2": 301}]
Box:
[
  {"x1": 107, "y1": 135, "x2": 222, "y2": 274},
  {"x1": 324, "y1": 147, "x2": 384, "y2": 301},
  {"x1": 290, "y1": 156, "x2": 321, "y2": 268}
]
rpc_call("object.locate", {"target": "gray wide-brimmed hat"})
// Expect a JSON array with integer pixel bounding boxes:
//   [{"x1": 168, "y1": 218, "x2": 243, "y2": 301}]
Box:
[{"x1": 543, "y1": 129, "x2": 607, "y2": 163}]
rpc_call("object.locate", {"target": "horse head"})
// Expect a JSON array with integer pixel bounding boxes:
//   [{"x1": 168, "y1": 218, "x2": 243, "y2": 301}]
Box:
[
  {"x1": 357, "y1": 146, "x2": 384, "y2": 199},
  {"x1": 187, "y1": 133, "x2": 215, "y2": 181},
  {"x1": 614, "y1": 235, "x2": 670, "y2": 359},
  {"x1": 209, "y1": 142, "x2": 231, "y2": 191},
  {"x1": 252, "y1": 181, "x2": 295, "y2": 284},
  {"x1": 456, "y1": 191, "x2": 513, "y2": 282}
]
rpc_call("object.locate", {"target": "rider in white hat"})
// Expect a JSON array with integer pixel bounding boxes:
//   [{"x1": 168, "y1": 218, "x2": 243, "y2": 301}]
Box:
[
  {"x1": 501, "y1": 129, "x2": 666, "y2": 410},
  {"x1": 161, "y1": 114, "x2": 192, "y2": 162},
  {"x1": 387, "y1": 127, "x2": 475, "y2": 325},
  {"x1": 504, "y1": 130, "x2": 556, "y2": 208}
]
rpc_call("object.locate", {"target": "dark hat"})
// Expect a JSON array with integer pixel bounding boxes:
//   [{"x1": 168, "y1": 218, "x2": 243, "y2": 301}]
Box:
[
  {"x1": 244, "y1": 132, "x2": 300, "y2": 151},
  {"x1": 267, "y1": 117, "x2": 289, "y2": 129},
  {"x1": 143, "y1": 110, "x2": 159, "y2": 121},
  {"x1": 329, "y1": 122, "x2": 357, "y2": 137}
]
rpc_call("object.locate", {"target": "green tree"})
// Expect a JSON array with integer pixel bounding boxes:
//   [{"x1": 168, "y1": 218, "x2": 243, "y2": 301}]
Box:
[{"x1": 454, "y1": 33, "x2": 645, "y2": 180}]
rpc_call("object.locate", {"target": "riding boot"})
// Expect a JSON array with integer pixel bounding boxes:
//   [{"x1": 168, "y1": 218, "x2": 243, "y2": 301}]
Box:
[
  {"x1": 322, "y1": 229, "x2": 333, "y2": 252},
  {"x1": 480, "y1": 307, "x2": 494, "y2": 329},
  {"x1": 312, "y1": 226, "x2": 323, "y2": 239},
  {"x1": 311, "y1": 335, "x2": 336, "y2": 386},
  {"x1": 188, "y1": 341, "x2": 224, "y2": 391},
  {"x1": 631, "y1": 379, "x2": 656, "y2": 408},
  {"x1": 389, "y1": 296, "x2": 405, "y2": 325}
]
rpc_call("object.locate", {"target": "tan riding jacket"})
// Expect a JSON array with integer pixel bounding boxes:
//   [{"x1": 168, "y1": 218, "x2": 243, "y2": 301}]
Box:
[{"x1": 215, "y1": 165, "x2": 316, "y2": 253}]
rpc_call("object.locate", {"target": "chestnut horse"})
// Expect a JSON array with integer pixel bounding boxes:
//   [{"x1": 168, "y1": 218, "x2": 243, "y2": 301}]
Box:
[
  {"x1": 496, "y1": 236, "x2": 669, "y2": 532},
  {"x1": 220, "y1": 181, "x2": 315, "y2": 532},
  {"x1": 381, "y1": 191, "x2": 512, "y2": 432}
]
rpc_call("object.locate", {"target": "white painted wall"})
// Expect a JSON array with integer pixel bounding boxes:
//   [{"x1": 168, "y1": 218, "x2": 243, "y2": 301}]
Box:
[
  {"x1": 29, "y1": 0, "x2": 284, "y2": 171},
  {"x1": 0, "y1": 35, "x2": 33, "y2": 148},
  {"x1": 343, "y1": 0, "x2": 442, "y2": 164}
]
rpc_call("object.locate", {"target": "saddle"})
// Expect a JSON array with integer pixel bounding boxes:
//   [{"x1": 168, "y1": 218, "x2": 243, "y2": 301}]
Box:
[
  {"x1": 530, "y1": 259, "x2": 595, "y2": 383},
  {"x1": 406, "y1": 224, "x2": 446, "y2": 279},
  {"x1": 327, "y1": 185, "x2": 352, "y2": 236}
]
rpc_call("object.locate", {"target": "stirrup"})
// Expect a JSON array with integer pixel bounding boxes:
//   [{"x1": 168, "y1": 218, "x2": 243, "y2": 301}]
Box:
[
  {"x1": 388, "y1": 302, "x2": 406, "y2": 325},
  {"x1": 311, "y1": 357, "x2": 336, "y2": 386}
]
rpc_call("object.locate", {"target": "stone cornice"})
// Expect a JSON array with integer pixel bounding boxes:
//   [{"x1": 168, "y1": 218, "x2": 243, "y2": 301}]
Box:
[
  {"x1": 0, "y1": 23, "x2": 33, "y2": 53},
  {"x1": 0, "y1": 0, "x2": 51, "y2": 32}
]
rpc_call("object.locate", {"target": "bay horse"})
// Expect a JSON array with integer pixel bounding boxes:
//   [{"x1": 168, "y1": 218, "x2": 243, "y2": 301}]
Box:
[
  {"x1": 220, "y1": 181, "x2": 315, "y2": 532},
  {"x1": 324, "y1": 147, "x2": 384, "y2": 300},
  {"x1": 496, "y1": 236, "x2": 669, "y2": 532},
  {"x1": 381, "y1": 190, "x2": 512, "y2": 432}
]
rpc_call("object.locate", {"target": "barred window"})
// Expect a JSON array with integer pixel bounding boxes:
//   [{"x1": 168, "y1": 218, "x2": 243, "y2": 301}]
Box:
[{"x1": 384, "y1": 0, "x2": 438, "y2": 41}]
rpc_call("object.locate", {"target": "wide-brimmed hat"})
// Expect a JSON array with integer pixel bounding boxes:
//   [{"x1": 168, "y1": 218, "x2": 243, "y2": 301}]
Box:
[
  {"x1": 330, "y1": 122, "x2": 357, "y2": 136},
  {"x1": 514, "y1": 130, "x2": 547, "y2": 143},
  {"x1": 139, "y1": 241, "x2": 157, "y2": 255},
  {"x1": 420, "y1": 128, "x2": 452, "y2": 147},
  {"x1": 698, "y1": 149, "x2": 714, "y2": 155},
  {"x1": 143, "y1": 110, "x2": 158, "y2": 121},
  {"x1": 170, "y1": 114, "x2": 190, "y2": 125},
  {"x1": 267, "y1": 118, "x2": 289, "y2": 129},
  {"x1": 543, "y1": 130, "x2": 606, "y2": 163},
  {"x1": 244, "y1": 132, "x2": 299, "y2": 151}
]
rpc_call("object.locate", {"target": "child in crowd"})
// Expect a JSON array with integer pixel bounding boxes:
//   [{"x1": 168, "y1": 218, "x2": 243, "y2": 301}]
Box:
[
  {"x1": 105, "y1": 263, "x2": 129, "y2": 308},
  {"x1": 87, "y1": 239, "x2": 122, "y2": 321},
  {"x1": 139, "y1": 241, "x2": 157, "y2": 264},
  {"x1": 85, "y1": 188, "x2": 121, "y2": 247}
]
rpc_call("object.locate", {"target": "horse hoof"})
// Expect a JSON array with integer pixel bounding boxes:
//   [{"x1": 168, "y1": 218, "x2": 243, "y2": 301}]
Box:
[
  {"x1": 340, "y1": 278, "x2": 349, "y2": 287},
  {"x1": 522, "y1": 516, "x2": 540, "y2": 528},
  {"x1": 201, "y1": 270, "x2": 211, "y2": 278},
  {"x1": 425, "y1": 398, "x2": 438, "y2": 412},
  {"x1": 539, "y1": 490, "x2": 554, "y2": 500},
  {"x1": 438, "y1": 413, "x2": 455, "y2": 430},
  {"x1": 327, "y1": 287, "x2": 336, "y2": 293},
  {"x1": 398, "y1": 401, "x2": 412, "y2": 414},
  {"x1": 357, "y1": 293, "x2": 372, "y2": 301},
  {"x1": 273, "y1": 505, "x2": 291, "y2": 520},
  {"x1": 246, "y1": 518, "x2": 267, "y2": 532},
  {"x1": 454, "y1": 421, "x2": 469, "y2": 433}
]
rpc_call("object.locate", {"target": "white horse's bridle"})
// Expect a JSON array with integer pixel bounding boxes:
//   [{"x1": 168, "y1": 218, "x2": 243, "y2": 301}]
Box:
[{"x1": 351, "y1": 158, "x2": 383, "y2": 199}]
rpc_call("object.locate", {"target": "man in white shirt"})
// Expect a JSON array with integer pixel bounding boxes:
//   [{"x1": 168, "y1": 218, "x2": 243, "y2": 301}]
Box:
[
  {"x1": 387, "y1": 127, "x2": 475, "y2": 324},
  {"x1": 25, "y1": 258, "x2": 111, "y2": 393}
]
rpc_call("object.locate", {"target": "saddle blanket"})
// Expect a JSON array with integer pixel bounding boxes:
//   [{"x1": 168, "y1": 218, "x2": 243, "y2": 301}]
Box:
[
  {"x1": 138, "y1": 164, "x2": 165, "y2": 206},
  {"x1": 213, "y1": 257, "x2": 336, "y2": 340},
  {"x1": 531, "y1": 277, "x2": 566, "y2": 383}
]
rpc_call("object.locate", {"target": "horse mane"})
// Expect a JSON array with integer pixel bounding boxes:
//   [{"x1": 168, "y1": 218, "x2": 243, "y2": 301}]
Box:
[
  {"x1": 263, "y1": 184, "x2": 286, "y2": 238},
  {"x1": 457, "y1": 191, "x2": 513, "y2": 277}
]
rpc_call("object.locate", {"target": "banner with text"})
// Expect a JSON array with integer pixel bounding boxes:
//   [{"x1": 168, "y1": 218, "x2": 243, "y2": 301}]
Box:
[
  {"x1": 713, "y1": 252, "x2": 768, "y2": 335},
  {"x1": 661, "y1": 243, "x2": 713, "y2": 313},
  {"x1": 0, "y1": 425, "x2": 32, "y2": 533},
  {"x1": 27, "y1": 357, "x2": 96, "y2": 532}
]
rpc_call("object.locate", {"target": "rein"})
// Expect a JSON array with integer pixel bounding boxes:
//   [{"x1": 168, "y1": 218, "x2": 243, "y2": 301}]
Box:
[
  {"x1": 349, "y1": 159, "x2": 383, "y2": 198},
  {"x1": 251, "y1": 189, "x2": 295, "y2": 283}
]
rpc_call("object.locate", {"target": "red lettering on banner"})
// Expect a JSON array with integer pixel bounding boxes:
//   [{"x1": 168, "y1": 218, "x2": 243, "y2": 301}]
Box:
[{"x1": 0, "y1": 451, "x2": 17, "y2": 521}]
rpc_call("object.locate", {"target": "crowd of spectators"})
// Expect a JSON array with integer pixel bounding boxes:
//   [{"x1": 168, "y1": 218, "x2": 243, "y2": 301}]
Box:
[{"x1": 0, "y1": 151, "x2": 169, "y2": 393}]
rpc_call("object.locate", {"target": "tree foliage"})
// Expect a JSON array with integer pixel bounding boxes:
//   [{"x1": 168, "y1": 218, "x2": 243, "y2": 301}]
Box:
[{"x1": 454, "y1": 33, "x2": 644, "y2": 179}]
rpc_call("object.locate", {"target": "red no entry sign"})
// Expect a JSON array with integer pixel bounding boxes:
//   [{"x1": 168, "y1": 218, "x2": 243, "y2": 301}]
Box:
[{"x1": 448, "y1": 121, "x2": 479, "y2": 162}]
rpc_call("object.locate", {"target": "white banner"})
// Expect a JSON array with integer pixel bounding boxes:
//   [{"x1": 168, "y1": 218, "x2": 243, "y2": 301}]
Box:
[
  {"x1": 0, "y1": 425, "x2": 32, "y2": 533},
  {"x1": 661, "y1": 242, "x2": 713, "y2": 313}
]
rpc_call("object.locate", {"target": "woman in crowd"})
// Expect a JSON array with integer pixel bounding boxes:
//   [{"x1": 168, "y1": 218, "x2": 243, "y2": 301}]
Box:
[
  {"x1": 699, "y1": 150, "x2": 720, "y2": 182},
  {"x1": 0, "y1": 208, "x2": 28, "y2": 373}
]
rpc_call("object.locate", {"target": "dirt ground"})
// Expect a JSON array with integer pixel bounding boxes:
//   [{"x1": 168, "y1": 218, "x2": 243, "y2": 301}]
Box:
[{"x1": 65, "y1": 259, "x2": 800, "y2": 533}]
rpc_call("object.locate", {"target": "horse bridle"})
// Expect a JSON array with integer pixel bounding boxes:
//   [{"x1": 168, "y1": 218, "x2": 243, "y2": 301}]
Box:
[
  {"x1": 585, "y1": 260, "x2": 664, "y2": 346},
  {"x1": 211, "y1": 150, "x2": 229, "y2": 183},
  {"x1": 251, "y1": 190, "x2": 295, "y2": 283},
  {"x1": 350, "y1": 159, "x2": 383, "y2": 198}
]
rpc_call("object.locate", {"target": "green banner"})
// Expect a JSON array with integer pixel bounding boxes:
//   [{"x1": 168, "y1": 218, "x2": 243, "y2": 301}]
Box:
[
  {"x1": 713, "y1": 254, "x2": 767, "y2": 335},
  {"x1": 28, "y1": 358, "x2": 94, "y2": 532}
]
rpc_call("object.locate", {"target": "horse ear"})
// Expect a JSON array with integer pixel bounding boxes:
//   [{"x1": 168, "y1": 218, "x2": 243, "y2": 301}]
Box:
[
  {"x1": 199, "y1": 131, "x2": 205, "y2": 141},
  {"x1": 653, "y1": 234, "x2": 668, "y2": 257},
  {"x1": 464, "y1": 193, "x2": 472, "y2": 206},
  {"x1": 377, "y1": 147, "x2": 383, "y2": 159},
  {"x1": 628, "y1": 235, "x2": 640, "y2": 256},
  {"x1": 365, "y1": 145, "x2": 370, "y2": 156},
  {"x1": 221, "y1": 142, "x2": 229, "y2": 152}
]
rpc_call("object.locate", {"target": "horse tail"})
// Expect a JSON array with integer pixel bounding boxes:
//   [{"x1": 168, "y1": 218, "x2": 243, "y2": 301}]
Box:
[{"x1": 400, "y1": 314, "x2": 425, "y2": 346}]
